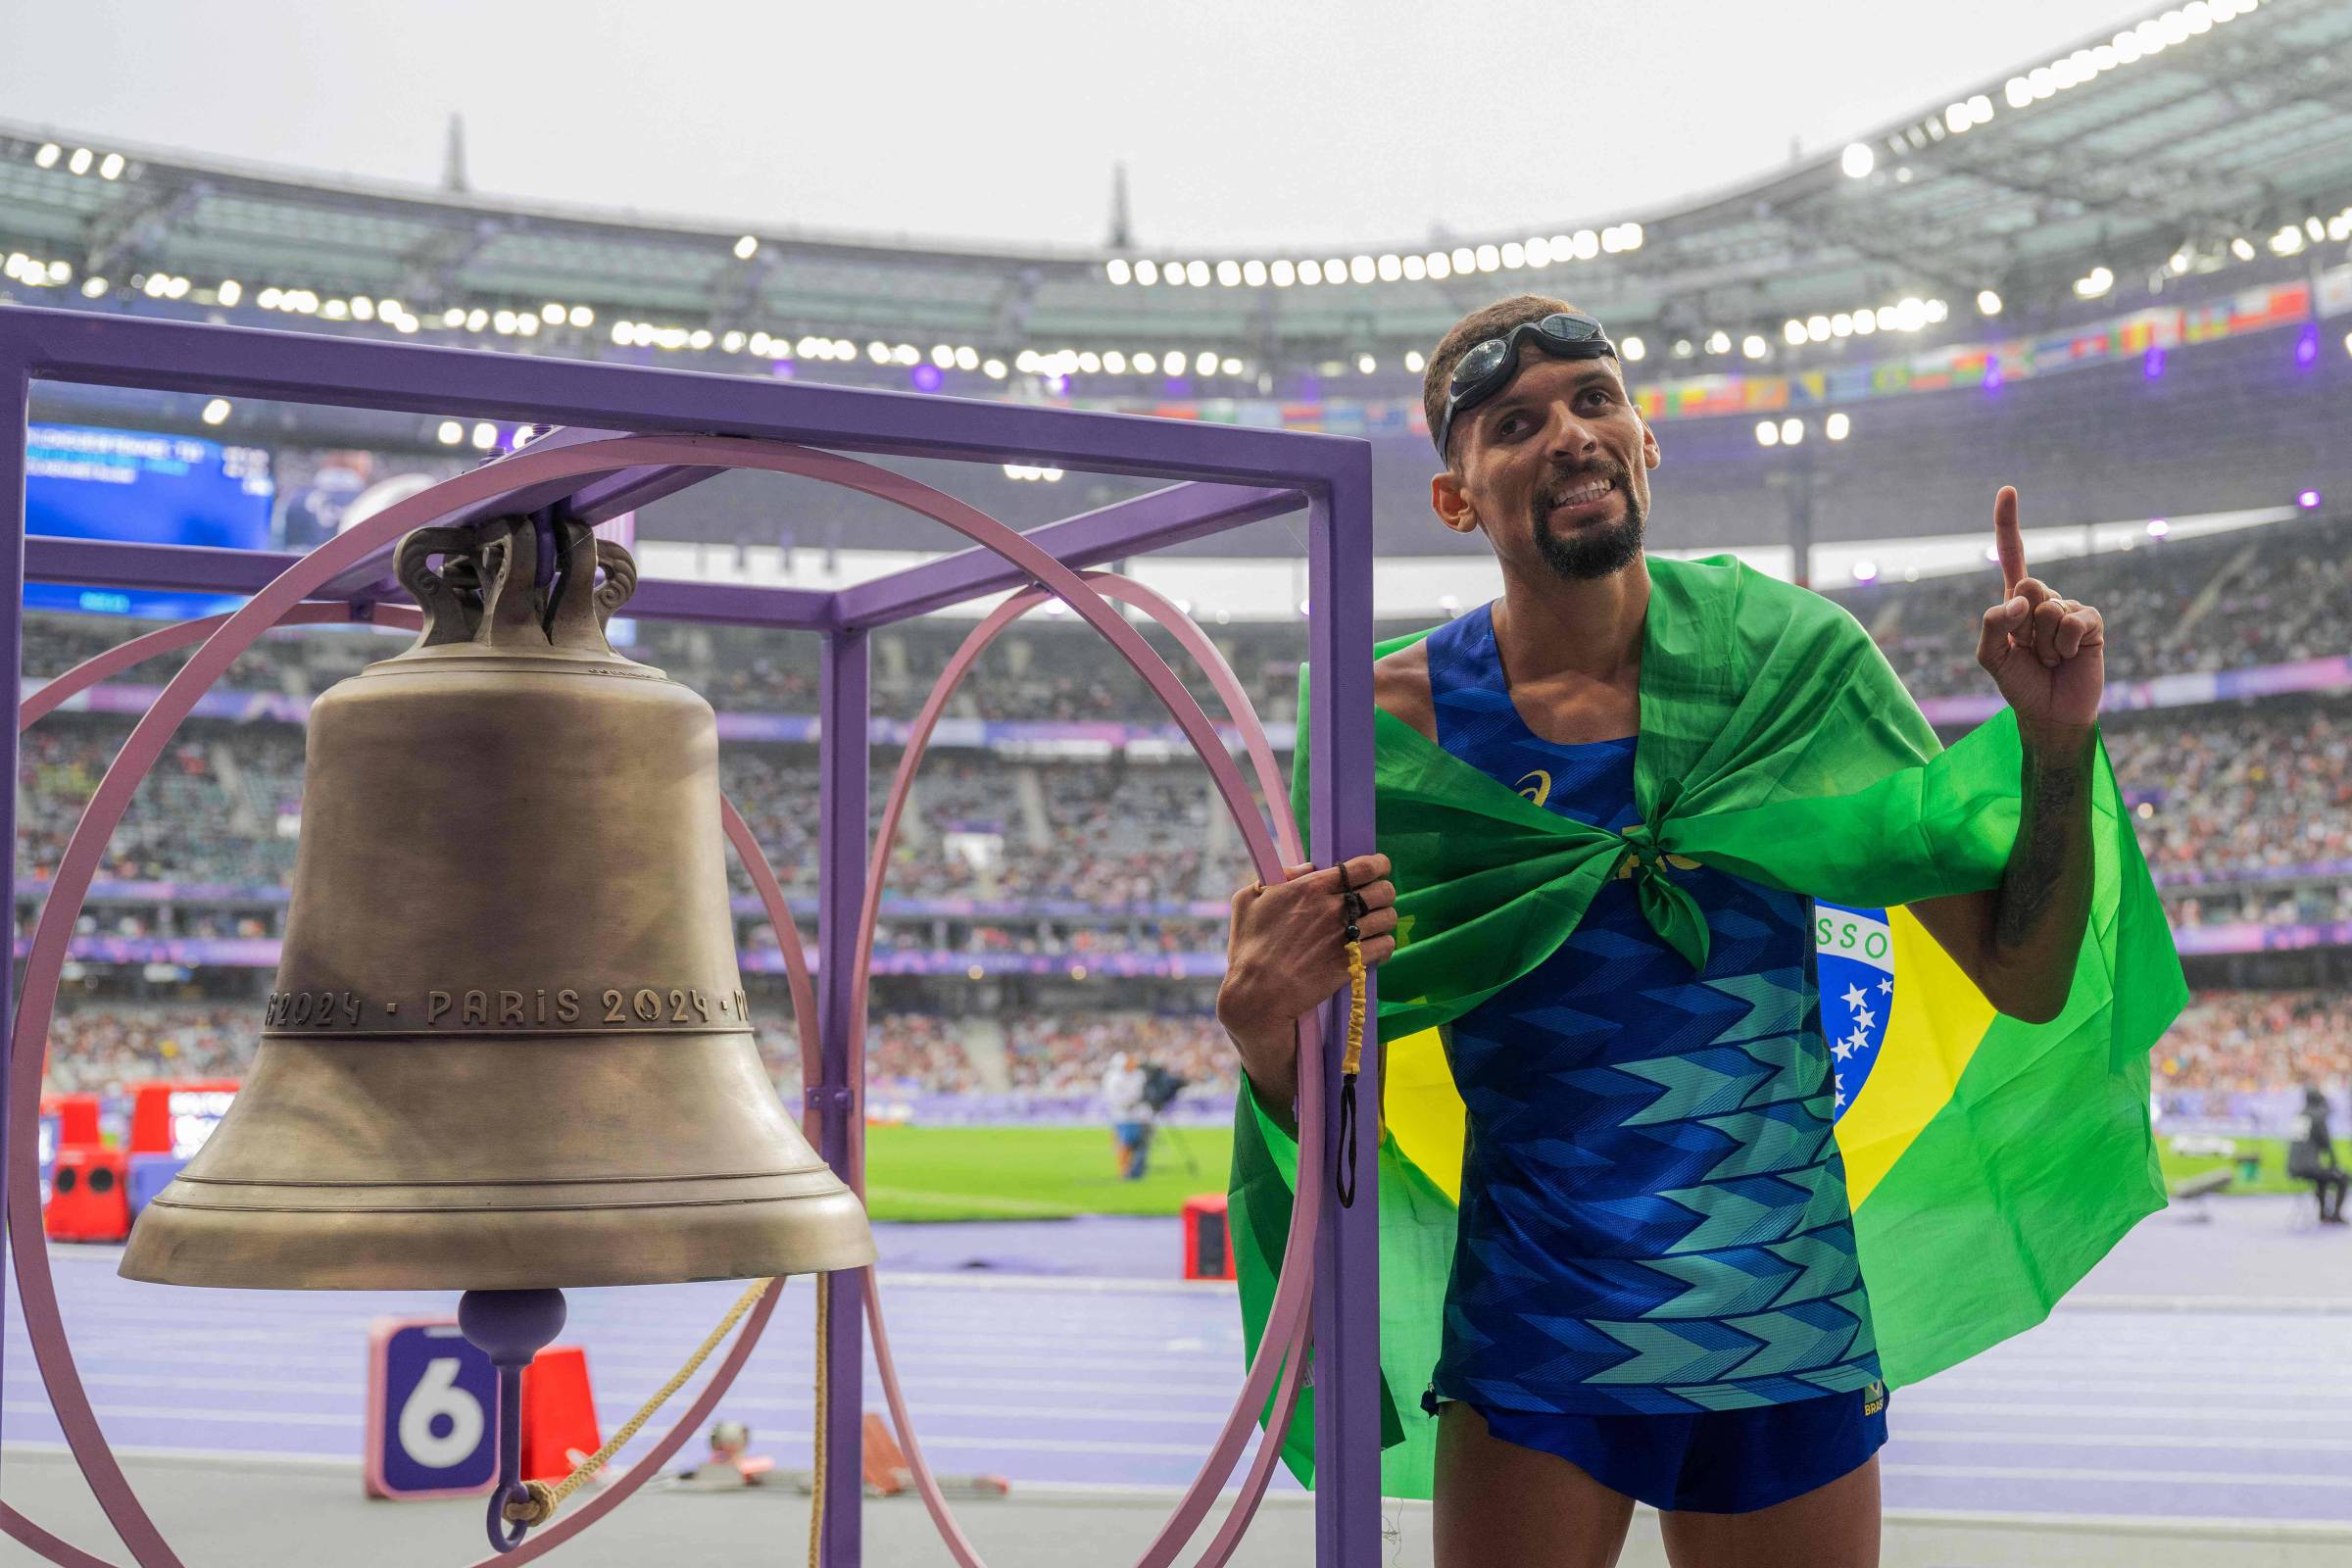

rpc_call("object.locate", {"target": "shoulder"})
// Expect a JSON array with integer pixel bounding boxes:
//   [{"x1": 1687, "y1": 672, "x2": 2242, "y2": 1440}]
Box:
[{"x1": 1373, "y1": 641, "x2": 1437, "y2": 743}]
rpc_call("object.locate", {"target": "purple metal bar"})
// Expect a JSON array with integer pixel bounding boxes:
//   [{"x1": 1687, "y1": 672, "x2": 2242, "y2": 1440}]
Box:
[
  {"x1": 22, "y1": 536, "x2": 837, "y2": 630},
  {"x1": 816, "y1": 628, "x2": 870, "y2": 1568},
  {"x1": 6, "y1": 308, "x2": 1362, "y2": 486},
  {"x1": 564, "y1": 464, "x2": 723, "y2": 525},
  {"x1": 835, "y1": 481, "x2": 1302, "y2": 630},
  {"x1": 1305, "y1": 459, "x2": 1380, "y2": 1560},
  {"x1": 0, "y1": 344, "x2": 25, "y2": 1508}
]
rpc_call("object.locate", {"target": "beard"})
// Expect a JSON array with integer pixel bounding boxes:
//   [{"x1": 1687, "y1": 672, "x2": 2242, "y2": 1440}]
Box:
[{"x1": 1529, "y1": 462, "x2": 1646, "y2": 581}]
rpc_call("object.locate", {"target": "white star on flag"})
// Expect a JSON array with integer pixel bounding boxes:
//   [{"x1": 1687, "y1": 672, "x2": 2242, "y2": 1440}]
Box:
[
  {"x1": 1853, "y1": 1004, "x2": 1878, "y2": 1032},
  {"x1": 1841, "y1": 983, "x2": 1868, "y2": 1010},
  {"x1": 1833, "y1": 1037, "x2": 1856, "y2": 1061},
  {"x1": 1879, "y1": 978, "x2": 1893, "y2": 996}
]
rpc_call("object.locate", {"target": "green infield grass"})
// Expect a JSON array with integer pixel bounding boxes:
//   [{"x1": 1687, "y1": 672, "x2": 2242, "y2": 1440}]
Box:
[
  {"x1": 862, "y1": 1123, "x2": 1238, "y2": 1222},
  {"x1": 857, "y1": 1125, "x2": 2323, "y2": 1222}
]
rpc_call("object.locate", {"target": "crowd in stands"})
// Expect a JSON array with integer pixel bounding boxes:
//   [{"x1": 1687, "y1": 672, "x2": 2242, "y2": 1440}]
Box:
[
  {"x1": 1001, "y1": 1012, "x2": 1233, "y2": 1094},
  {"x1": 2154, "y1": 991, "x2": 2352, "y2": 1095}
]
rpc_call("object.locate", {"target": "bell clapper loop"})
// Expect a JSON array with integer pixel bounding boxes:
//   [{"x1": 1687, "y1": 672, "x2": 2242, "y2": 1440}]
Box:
[{"x1": 458, "y1": 1289, "x2": 570, "y2": 1553}]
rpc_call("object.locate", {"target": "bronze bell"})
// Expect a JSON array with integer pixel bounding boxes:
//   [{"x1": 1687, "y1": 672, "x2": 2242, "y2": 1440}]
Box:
[{"x1": 120, "y1": 514, "x2": 873, "y2": 1291}]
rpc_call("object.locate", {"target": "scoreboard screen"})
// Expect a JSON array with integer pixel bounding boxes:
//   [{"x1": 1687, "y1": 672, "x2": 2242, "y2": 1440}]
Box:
[{"x1": 25, "y1": 421, "x2": 276, "y2": 619}]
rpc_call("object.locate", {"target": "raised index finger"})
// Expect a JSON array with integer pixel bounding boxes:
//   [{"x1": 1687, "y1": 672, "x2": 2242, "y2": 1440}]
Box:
[{"x1": 1994, "y1": 485, "x2": 2026, "y2": 596}]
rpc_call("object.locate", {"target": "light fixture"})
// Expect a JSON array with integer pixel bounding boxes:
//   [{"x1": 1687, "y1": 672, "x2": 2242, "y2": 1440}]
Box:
[
  {"x1": 1620, "y1": 335, "x2": 1644, "y2": 361},
  {"x1": 733, "y1": 235, "x2": 760, "y2": 260},
  {"x1": 1403, "y1": 349, "x2": 1427, "y2": 372},
  {"x1": 1977, "y1": 289, "x2": 2003, "y2": 317},
  {"x1": 471, "y1": 422, "x2": 498, "y2": 451},
  {"x1": 1841, "y1": 143, "x2": 1876, "y2": 178},
  {"x1": 33, "y1": 143, "x2": 60, "y2": 169},
  {"x1": 1755, "y1": 420, "x2": 1780, "y2": 447},
  {"x1": 1851, "y1": 561, "x2": 1879, "y2": 583},
  {"x1": 1741, "y1": 334, "x2": 1768, "y2": 360},
  {"x1": 1825, "y1": 412, "x2": 1850, "y2": 440},
  {"x1": 200, "y1": 398, "x2": 231, "y2": 425},
  {"x1": 1780, "y1": 417, "x2": 1804, "y2": 445},
  {"x1": 436, "y1": 419, "x2": 465, "y2": 446},
  {"x1": 98, "y1": 152, "x2": 125, "y2": 180},
  {"x1": 1105, "y1": 258, "x2": 1132, "y2": 285}
]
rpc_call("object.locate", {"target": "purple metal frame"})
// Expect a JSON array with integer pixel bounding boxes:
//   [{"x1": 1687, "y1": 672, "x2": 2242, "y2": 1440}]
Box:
[{"x1": 0, "y1": 306, "x2": 1382, "y2": 1565}]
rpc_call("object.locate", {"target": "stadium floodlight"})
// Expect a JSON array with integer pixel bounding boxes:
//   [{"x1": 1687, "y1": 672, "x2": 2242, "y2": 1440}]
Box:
[
  {"x1": 1451, "y1": 246, "x2": 1477, "y2": 273},
  {"x1": 1101, "y1": 350, "x2": 1126, "y2": 374},
  {"x1": 98, "y1": 152, "x2": 124, "y2": 180},
  {"x1": 1221, "y1": 357, "x2": 1244, "y2": 375},
  {"x1": 1163, "y1": 261, "x2": 1188, "y2": 287},
  {"x1": 1705, "y1": 329, "x2": 1731, "y2": 354},
  {"x1": 1298, "y1": 260, "x2": 1323, "y2": 285},
  {"x1": 982, "y1": 358, "x2": 1006, "y2": 378},
  {"x1": 1524, "y1": 238, "x2": 1551, "y2": 268},
  {"x1": 351, "y1": 297, "x2": 375, "y2": 321},
  {"x1": 2297, "y1": 488, "x2": 2322, "y2": 510},
  {"x1": 1402, "y1": 254, "x2": 1428, "y2": 281},
  {"x1": 2146, "y1": 518, "x2": 2170, "y2": 538},
  {"x1": 866, "y1": 341, "x2": 890, "y2": 365},
  {"x1": 1133, "y1": 351, "x2": 1156, "y2": 373},
  {"x1": 1404, "y1": 349, "x2": 1427, "y2": 372},
  {"x1": 2270, "y1": 226, "x2": 2304, "y2": 256},
  {"x1": 67, "y1": 147, "x2": 93, "y2": 175},
  {"x1": 1807, "y1": 315, "x2": 1831, "y2": 341},
  {"x1": 954, "y1": 346, "x2": 978, "y2": 370},
  {"x1": 1968, "y1": 94, "x2": 1994, "y2": 122},
  {"x1": 2005, "y1": 75, "x2": 2034, "y2": 108},
  {"x1": 1673, "y1": 338, "x2": 1693, "y2": 358},
  {"x1": 436, "y1": 419, "x2": 464, "y2": 445},
  {"x1": 1195, "y1": 351, "x2": 1218, "y2": 375},
  {"x1": 1186, "y1": 260, "x2": 1209, "y2": 286},
  {"x1": 1741, "y1": 334, "x2": 1767, "y2": 360},
  {"x1": 1977, "y1": 289, "x2": 2003, "y2": 317},
  {"x1": 733, "y1": 235, "x2": 759, "y2": 261},
  {"x1": 1851, "y1": 561, "x2": 1878, "y2": 582},
  {"x1": 568, "y1": 305, "x2": 593, "y2": 327},
  {"x1": 1242, "y1": 259, "x2": 1268, "y2": 286},
  {"x1": 930, "y1": 344, "x2": 955, "y2": 368},
  {"x1": 1826, "y1": 412, "x2": 1851, "y2": 440},
  {"x1": 1572, "y1": 229, "x2": 1600, "y2": 260},
  {"x1": 470, "y1": 421, "x2": 498, "y2": 450},
  {"x1": 891, "y1": 343, "x2": 917, "y2": 366},
  {"x1": 2073, "y1": 267, "x2": 2114, "y2": 299},
  {"x1": 1499, "y1": 243, "x2": 1525, "y2": 270},
  {"x1": 1831, "y1": 313, "x2": 1852, "y2": 336},
  {"x1": 1270, "y1": 259, "x2": 1296, "y2": 287},
  {"x1": 1355, "y1": 353, "x2": 1377, "y2": 374},
  {"x1": 516, "y1": 314, "x2": 541, "y2": 338},
  {"x1": 1944, "y1": 103, "x2": 1973, "y2": 134},
  {"x1": 2307, "y1": 216, "x2": 2327, "y2": 241},
  {"x1": 1323, "y1": 257, "x2": 1347, "y2": 284},
  {"x1": 1105, "y1": 258, "x2": 1132, "y2": 285},
  {"x1": 216, "y1": 279, "x2": 242, "y2": 308},
  {"x1": 1216, "y1": 260, "x2": 1243, "y2": 287},
  {"x1": 1076, "y1": 351, "x2": 1101, "y2": 374},
  {"x1": 33, "y1": 143, "x2": 60, "y2": 169},
  {"x1": 1783, "y1": 319, "x2": 1807, "y2": 346},
  {"x1": 1754, "y1": 420, "x2": 1780, "y2": 447},
  {"x1": 1378, "y1": 253, "x2": 1403, "y2": 281},
  {"x1": 1780, "y1": 417, "x2": 1804, "y2": 445},
  {"x1": 2230, "y1": 235, "x2": 2256, "y2": 261},
  {"x1": 200, "y1": 398, "x2": 231, "y2": 425},
  {"x1": 1134, "y1": 259, "x2": 1158, "y2": 285},
  {"x1": 1619, "y1": 335, "x2": 1644, "y2": 362},
  {"x1": 1350, "y1": 256, "x2": 1376, "y2": 283},
  {"x1": 1425, "y1": 252, "x2": 1451, "y2": 280},
  {"x1": 539, "y1": 303, "x2": 563, "y2": 324},
  {"x1": 80, "y1": 276, "x2": 107, "y2": 299}
]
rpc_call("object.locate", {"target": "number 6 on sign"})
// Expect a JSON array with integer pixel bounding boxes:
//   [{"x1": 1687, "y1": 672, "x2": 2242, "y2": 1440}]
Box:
[{"x1": 366, "y1": 1318, "x2": 499, "y2": 1499}]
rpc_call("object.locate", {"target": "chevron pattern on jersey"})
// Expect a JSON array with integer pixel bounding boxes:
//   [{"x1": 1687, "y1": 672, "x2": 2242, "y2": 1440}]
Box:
[{"x1": 1423, "y1": 603, "x2": 1883, "y2": 1417}]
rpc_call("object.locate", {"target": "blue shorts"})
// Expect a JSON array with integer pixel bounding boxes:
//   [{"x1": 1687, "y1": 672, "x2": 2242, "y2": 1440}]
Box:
[{"x1": 1471, "y1": 1386, "x2": 1887, "y2": 1514}]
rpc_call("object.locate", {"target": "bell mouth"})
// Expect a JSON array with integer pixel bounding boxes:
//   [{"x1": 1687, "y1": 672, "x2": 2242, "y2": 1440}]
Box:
[{"x1": 120, "y1": 1175, "x2": 875, "y2": 1291}]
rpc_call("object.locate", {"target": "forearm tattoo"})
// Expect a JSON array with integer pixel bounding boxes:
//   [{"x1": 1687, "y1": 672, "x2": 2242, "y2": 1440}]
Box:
[{"x1": 1995, "y1": 736, "x2": 2092, "y2": 956}]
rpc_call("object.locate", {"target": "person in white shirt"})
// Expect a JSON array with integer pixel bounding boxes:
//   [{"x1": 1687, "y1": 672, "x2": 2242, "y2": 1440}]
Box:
[{"x1": 1102, "y1": 1053, "x2": 1153, "y2": 1180}]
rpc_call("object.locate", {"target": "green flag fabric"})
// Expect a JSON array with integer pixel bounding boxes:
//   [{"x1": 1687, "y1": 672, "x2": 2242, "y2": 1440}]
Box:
[{"x1": 1231, "y1": 554, "x2": 2184, "y2": 1496}]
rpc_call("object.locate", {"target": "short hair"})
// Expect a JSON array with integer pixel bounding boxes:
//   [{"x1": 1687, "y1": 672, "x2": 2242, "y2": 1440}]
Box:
[{"x1": 1421, "y1": 294, "x2": 1619, "y2": 463}]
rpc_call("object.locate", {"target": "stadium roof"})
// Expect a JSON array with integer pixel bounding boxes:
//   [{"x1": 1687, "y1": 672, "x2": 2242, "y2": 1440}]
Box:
[{"x1": 5, "y1": 0, "x2": 2352, "y2": 379}]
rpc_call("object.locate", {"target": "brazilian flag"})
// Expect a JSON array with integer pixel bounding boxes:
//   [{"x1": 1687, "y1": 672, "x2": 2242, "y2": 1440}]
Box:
[{"x1": 1232, "y1": 555, "x2": 2185, "y2": 1496}]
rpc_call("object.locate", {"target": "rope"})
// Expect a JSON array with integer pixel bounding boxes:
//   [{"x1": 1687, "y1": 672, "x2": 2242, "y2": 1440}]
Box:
[
  {"x1": 809, "y1": 1278, "x2": 830, "y2": 1567},
  {"x1": 502, "y1": 1275, "x2": 774, "y2": 1529},
  {"x1": 1334, "y1": 924, "x2": 1369, "y2": 1209}
]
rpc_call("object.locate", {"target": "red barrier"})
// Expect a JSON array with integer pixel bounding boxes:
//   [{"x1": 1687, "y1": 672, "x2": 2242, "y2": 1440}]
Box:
[
  {"x1": 519, "y1": 1347, "x2": 600, "y2": 1482},
  {"x1": 1181, "y1": 1194, "x2": 1235, "y2": 1282},
  {"x1": 125, "y1": 1080, "x2": 239, "y2": 1157},
  {"x1": 38, "y1": 1094, "x2": 100, "y2": 1148},
  {"x1": 45, "y1": 1148, "x2": 129, "y2": 1243}
]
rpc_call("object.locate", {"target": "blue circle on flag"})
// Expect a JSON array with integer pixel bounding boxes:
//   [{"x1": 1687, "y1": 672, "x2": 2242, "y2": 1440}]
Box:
[{"x1": 1814, "y1": 903, "x2": 1894, "y2": 1120}]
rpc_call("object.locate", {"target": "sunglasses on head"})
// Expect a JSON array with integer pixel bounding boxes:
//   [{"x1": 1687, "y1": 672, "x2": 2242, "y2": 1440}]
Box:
[{"x1": 1433, "y1": 312, "x2": 1617, "y2": 459}]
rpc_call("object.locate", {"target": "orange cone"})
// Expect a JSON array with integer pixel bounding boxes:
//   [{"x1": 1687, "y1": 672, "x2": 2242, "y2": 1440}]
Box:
[
  {"x1": 519, "y1": 1346, "x2": 600, "y2": 1482},
  {"x1": 860, "y1": 1412, "x2": 911, "y2": 1496}
]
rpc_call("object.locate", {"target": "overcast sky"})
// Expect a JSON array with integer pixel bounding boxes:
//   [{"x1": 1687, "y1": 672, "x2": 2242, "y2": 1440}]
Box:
[{"x1": 6, "y1": 1, "x2": 2154, "y2": 250}]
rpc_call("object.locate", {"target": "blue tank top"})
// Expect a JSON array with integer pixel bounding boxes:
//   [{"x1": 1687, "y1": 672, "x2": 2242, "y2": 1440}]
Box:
[{"x1": 1424, "y1": 602, "x2": 1882, "y2": 1416}]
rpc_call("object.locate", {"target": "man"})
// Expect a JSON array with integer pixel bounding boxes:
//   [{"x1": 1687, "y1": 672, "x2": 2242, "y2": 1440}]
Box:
[
  {"x1": 2286, "y1": 1085, "x2": 2348, "y2": 1225},
  {"x1": 1218, "y1": 296, "x2": 2122, "y2": 1568},
  {"x1": 1102, "y1": 1051, "x2": 1153, "y2": 1180}
]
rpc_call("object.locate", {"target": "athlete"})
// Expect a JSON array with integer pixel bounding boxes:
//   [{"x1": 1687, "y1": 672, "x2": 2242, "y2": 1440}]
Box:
[{"x1": 1216, "y1": 296, "x2": 2108, "y2": 1568}]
